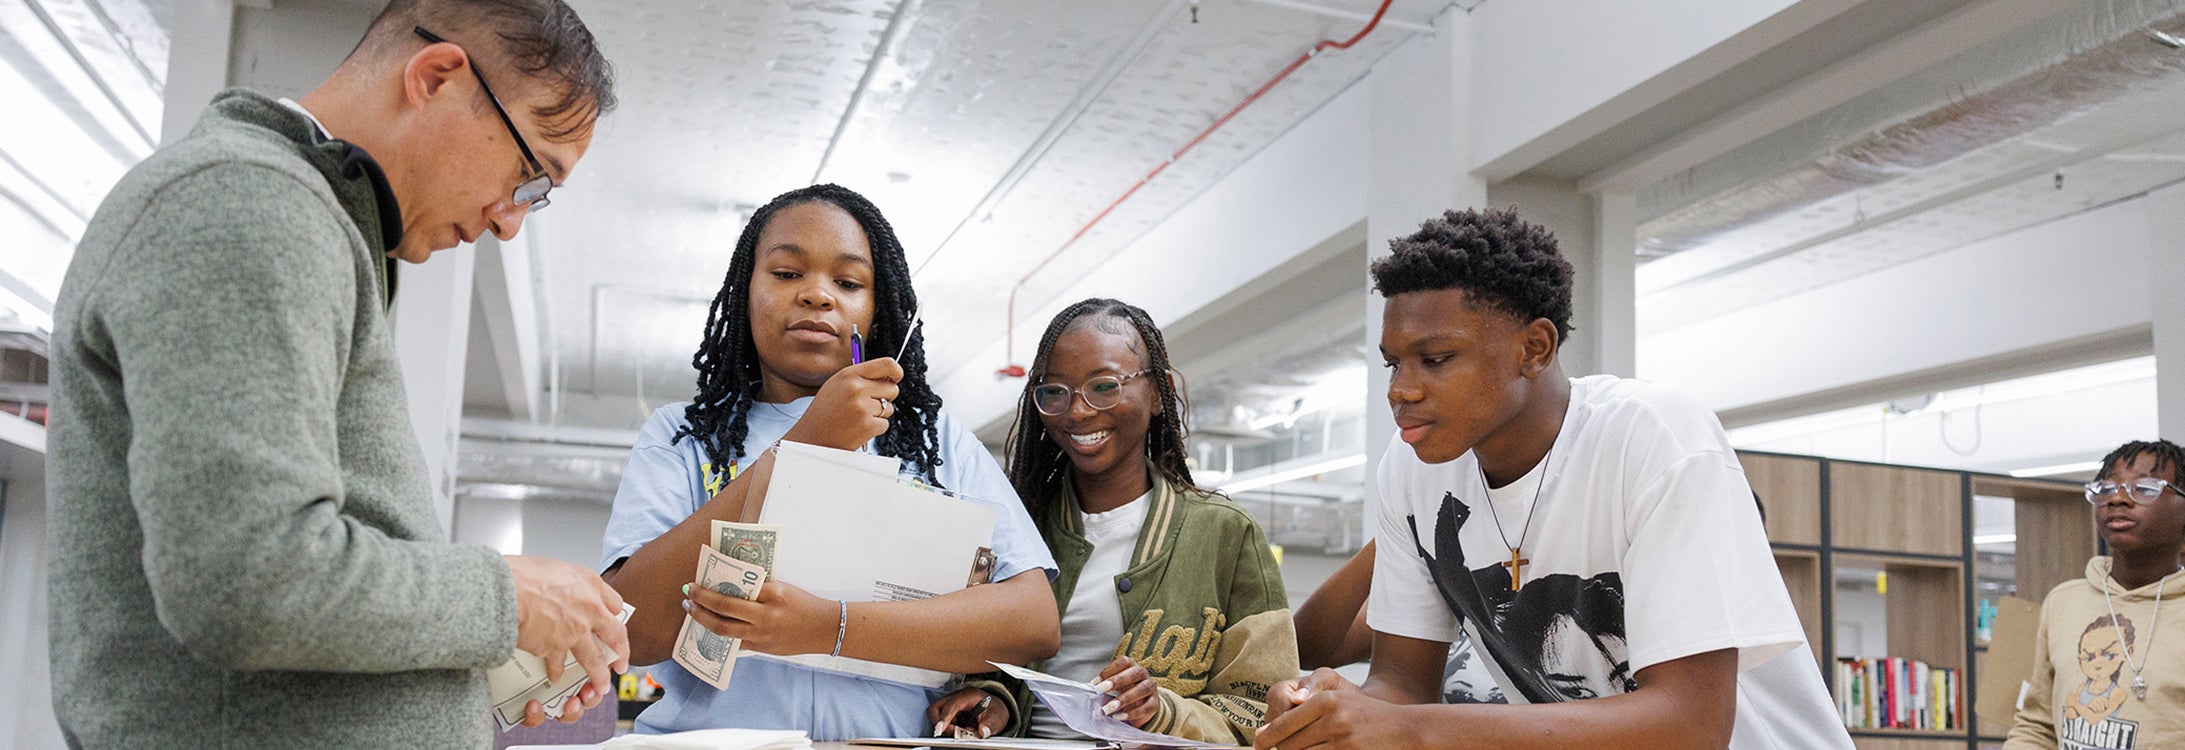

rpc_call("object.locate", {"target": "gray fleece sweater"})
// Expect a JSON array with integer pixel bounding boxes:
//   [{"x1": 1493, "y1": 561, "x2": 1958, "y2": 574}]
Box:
[{"x1": 47, "y1": 89, "x2": 517, "y2": 748}]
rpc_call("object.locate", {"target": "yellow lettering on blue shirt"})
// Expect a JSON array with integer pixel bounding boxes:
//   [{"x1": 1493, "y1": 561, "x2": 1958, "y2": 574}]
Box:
[{"x1": 702, "y1": 461, "x2": 738, "y2": 497}]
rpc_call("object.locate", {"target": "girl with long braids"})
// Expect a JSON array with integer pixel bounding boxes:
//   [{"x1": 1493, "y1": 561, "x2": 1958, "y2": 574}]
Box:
[
  {"x1": 599, "y1": 184, "x2": 1059, "y2": 740},
  {"x1": 925, "y1": 298, "x2": 1297, "y2": 744}
]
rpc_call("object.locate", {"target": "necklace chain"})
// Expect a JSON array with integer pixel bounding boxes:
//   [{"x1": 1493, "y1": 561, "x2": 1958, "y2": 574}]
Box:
[
  {"x1": 1479, "y1": 444, "x2": 1552, "y2": 559},
  {"x1": 2102, "y1": 563, "x2": 2181, "y2": 698}
]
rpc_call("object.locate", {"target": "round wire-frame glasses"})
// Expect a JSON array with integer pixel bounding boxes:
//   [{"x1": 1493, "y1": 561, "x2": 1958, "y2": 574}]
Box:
[
  {"x1": 2083, "y1": 477, "x2": 2184, "y2": 506},
  {"x1": 1031, "y1": 370, "x2": 1154, "y2": 416}
]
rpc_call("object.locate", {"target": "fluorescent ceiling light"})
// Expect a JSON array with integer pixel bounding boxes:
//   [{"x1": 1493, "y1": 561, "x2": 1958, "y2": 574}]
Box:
[
  {"x1": 1218, "y1": 453, "x2": 1366, "y2": 494},
  {"x1": 1247, "y1": 365, "x2": 1366, "y2": 430},
  {"x1": 2009, "y1": 460, "x2": 2101, "y2": 478},
  {"x1": 1728, "y1": 356, "x2": 2157, "y2": 448},
  {"x1": 1972, "y1": 533, "x2": 2017, "y2": 545}
]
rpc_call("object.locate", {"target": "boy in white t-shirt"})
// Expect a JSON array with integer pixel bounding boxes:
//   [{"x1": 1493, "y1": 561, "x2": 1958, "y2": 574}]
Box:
[{"x1": 1254, "y1": 208, "x2": 1851, "y2": 750}]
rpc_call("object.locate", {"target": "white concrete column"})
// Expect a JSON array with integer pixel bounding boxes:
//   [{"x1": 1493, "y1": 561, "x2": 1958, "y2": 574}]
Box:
[
  {"x1": 162, "y1": 0, "x2": 237, "y2": 144},
  {"x1": 2150, "y1": 183, "x2": 2185, "y2": 441},
  {"x1": 1484, "y1": 178, "x2": 1611, "y2": 375},
  {"x1": 392, "y1": 248, "x2": 477, "y2": 536},
  {"x1": 1591, "y1": 191, "x2": 1637, "y2": 378},
  {"x1": 1364, "y1": 8, "x2": 1485, "y2": 540},
  {"x1": 472, "y1": 229, "x2": 544, "y2": 422}
]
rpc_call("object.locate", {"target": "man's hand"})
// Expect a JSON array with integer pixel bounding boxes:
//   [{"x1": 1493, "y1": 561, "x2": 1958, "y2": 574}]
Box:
[
  {"x1": 1095, "y1": 656, "x2": 1159, "y2": 728},
  {"x1": 927, "y1": 687, "x2": 1010, "y2": 739},
  {"x1": 507, "y1": 555, "x2": 630, "y2": 702},
  {"x1": 782, "y1": 358, "x2": 902, "y2": 450},
  {"x1": 515, "y1": 682, "x2": 606, "y2": 727},
  {"x1": 1255, "y1": 668, "x2": 1417, "y2": 750},
  {"x1": 684, "y1": 579, "x2": 836, "y2": 656}
]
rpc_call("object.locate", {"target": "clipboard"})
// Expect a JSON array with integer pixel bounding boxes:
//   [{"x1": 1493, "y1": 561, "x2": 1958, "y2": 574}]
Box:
[{"x1": 748, "y1": 441, "x2": 997, "y2": 687}]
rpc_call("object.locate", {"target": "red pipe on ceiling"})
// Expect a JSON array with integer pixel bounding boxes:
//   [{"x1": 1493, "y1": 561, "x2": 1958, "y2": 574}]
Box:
[{"x1": 996, "y1": 0, "x2": 1400, "y2": 378}]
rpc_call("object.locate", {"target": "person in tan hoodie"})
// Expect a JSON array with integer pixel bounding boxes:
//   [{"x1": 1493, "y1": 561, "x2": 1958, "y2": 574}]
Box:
[{"x1": 2007, "y1": 439, "x2": 2185, "y2": 750}]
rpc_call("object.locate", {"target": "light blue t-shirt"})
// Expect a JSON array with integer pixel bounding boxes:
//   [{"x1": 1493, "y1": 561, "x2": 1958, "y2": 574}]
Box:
[{"x1": 600, "y1": 398, "x2": 1056, "y2": 741}]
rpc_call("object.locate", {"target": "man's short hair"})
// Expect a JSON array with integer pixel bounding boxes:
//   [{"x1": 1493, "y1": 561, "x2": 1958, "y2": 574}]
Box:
[
  {"x1": 356, "y1": 0, "x2": 615, "y2": 142},
  {"x1": 1370, "y1": 207, "x2": 1576, "y2": 347}
]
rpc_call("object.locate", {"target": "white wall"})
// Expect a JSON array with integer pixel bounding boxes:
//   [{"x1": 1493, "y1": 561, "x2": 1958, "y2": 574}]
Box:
[
  {"x1": 2151, "y1": 183, "x2": 2185, "y2": 440},
  {"x1": 1640, "y1": 193, "x2": 2156, "y2": 416},
  {"x1": 935, "y1": 75, "x2": 1375, "y2": 430},
  {"x1": 1733, "y1": 378, "x2": 2159, "y2": 473},
  {"x1": 1467, "y1": 0, "x2": 1813, "y2": 175},
  {"x1": 523, "y1": 498, "x2": 614, "y2": 570},
  {"x1": 1833, "y1": 583, "x2": 1886, "y2": 658}
]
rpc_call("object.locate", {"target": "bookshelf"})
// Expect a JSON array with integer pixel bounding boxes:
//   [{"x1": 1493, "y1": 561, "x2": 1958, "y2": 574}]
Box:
[{"x1": 1737, "y1": 451, "x2": 2089, "y2": 750}]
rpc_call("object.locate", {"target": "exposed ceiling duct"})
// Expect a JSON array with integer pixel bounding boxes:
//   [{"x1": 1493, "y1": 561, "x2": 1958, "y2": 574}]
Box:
[
  {"x1": 456, "y1": 436, "x2": 630, "y2": 505},
  {"x1": 1637, "y1": 0, "x2": 2185, "y2": 267}
]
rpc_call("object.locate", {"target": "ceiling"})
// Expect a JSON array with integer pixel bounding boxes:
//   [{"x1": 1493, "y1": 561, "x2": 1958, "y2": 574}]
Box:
[
  {"x1": 1602, "y1": 0, "x2": 2185, "y2": 474},
  {"x1": 1633, "y1": 3, "x2": 2185, "y2": 336},
  {"x1": 13, "y1": 0, "x2": 2180, "y2": 486},
  {"x1": 526, "y1": 0, "x2": 1447, "y2": 432}
]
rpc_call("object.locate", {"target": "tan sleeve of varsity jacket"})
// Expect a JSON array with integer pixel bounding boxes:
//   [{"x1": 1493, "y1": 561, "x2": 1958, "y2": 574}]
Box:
[
  {"x1": 1144, "y1": 519, "x2": 1299, "y2": 744},
  {"x1": 1147, "y1": 607, "x2": 1298, "y2": 743}
]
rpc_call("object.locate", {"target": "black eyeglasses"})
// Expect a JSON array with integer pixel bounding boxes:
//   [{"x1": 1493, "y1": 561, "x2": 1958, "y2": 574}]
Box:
[
  {"x1": 414, "y1": 27, "x2": 555, "y2": 211},
  {"x1": 1031, "y1": 370, "x2": 1153, "y2": 416}
]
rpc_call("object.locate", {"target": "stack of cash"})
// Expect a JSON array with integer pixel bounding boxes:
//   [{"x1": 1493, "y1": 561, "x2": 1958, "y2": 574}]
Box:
[
  {"x1": 487, "y1": 602, "x2": 635, "y2": 731},
  {"x1": 671, "y1": 521, "x2": 780, "y2": 689}
]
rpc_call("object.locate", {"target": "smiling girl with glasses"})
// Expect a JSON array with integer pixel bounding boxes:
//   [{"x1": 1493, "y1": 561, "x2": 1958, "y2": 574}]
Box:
[{"x1": 926, "y1": 298, "x2": 1298, "y2": 743}]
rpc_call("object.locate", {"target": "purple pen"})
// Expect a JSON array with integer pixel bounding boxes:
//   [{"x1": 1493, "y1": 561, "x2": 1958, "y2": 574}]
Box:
[{"x1": 850, "y1": 324, "x2": 863, "y2": 364}]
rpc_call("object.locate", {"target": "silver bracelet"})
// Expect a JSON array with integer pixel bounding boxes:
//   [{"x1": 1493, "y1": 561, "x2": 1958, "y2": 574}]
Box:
[{"x1": 831, "y1": 600, "x2": 848, "y2": 657}]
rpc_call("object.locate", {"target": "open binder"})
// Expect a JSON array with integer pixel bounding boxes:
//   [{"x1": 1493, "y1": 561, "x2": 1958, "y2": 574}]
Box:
[{"x1": 745, "y1": 441, "x2": 997, "y2": 687}]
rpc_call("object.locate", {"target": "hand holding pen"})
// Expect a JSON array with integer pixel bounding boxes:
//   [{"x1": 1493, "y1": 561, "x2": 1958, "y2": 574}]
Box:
[
  {"x1": 927, "y1": 688, "x2": 1006, "y2": 739},
  {"x1": 779, "y1": 323, "x2": 901, "y2": 451}
]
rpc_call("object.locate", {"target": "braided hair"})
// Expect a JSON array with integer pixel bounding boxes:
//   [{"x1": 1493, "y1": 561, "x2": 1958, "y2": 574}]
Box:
[
  {"x1": 1004, "y1": 298, "x2": 1199, "y2": 519},
  {"x1": 2096, "y1": 439, "x2": 2185, "y2": 486},
  {"x1": 672, "y1": 184, "x2": 944, "y2": 483}
]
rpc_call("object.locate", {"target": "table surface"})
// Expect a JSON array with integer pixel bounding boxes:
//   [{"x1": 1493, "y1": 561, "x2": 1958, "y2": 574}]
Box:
[{"x1": 512, "y1": 743, "x2": 952, "y2": 749}]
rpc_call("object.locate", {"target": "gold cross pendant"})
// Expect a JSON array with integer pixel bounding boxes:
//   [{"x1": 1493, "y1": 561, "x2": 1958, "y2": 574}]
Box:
[{"x1": 1502, "y1": 547, "x2": 1529, "y2": 591}]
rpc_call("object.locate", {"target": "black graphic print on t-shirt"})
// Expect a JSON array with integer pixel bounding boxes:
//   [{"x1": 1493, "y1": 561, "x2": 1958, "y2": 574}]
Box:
[{"x1": 1407, "y1": 491, "x2": 1637, "y2": 704}]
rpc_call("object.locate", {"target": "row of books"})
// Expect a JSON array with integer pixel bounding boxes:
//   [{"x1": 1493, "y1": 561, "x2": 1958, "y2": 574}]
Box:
[{"x1": 1834, "y1": 656, "x2": 1961, "y2": 731}]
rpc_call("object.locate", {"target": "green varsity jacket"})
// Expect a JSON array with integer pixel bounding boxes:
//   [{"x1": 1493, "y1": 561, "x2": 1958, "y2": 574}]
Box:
[{"x1": 977, "y1": 473, "x2": 1298, "y2": 743}]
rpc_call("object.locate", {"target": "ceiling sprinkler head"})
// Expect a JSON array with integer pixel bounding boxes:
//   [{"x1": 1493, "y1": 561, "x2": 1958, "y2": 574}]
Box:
[
  {"x1": 1885, "y1": 393, "x2": 1937, "y2": 415},
  {"x1": 2151, "y1": 28, "x2": 2185, "y2": 49}
]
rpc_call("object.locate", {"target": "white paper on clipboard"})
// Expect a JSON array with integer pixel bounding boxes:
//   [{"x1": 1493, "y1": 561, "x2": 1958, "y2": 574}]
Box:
[{"x1": 749, "y1": 440, "x2": 997, "y2": 687}]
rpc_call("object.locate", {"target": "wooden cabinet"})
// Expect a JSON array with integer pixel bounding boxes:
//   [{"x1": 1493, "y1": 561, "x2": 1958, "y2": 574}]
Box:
[
  {"x1": 1740, "y1": 451, "x2": 2085, "y2": 749},
  {"x1": 1830, "y1": 462, "x2": 1963, "y2": 557},
  {"x1": 1742, "y1": 452, "x2": 1822, "y2": 546}
]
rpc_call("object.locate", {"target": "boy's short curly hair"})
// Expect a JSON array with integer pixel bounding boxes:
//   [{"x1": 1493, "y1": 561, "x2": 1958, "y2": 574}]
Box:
[
  {"x1": 2097, "y1": 439, "x2": 2185, "y2": 486},
  {"x1": 1370, "y1": 207, "x2": 1575, "y2": 347}
]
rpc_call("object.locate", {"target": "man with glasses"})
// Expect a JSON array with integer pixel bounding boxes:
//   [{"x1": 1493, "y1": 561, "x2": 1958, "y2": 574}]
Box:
[
  {"x1": 2007, "y1": 439, "x2": 2185, "y2": 749},
  {"x1": 48, "y1": 1, "x2": 622, "y2": 745}
]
